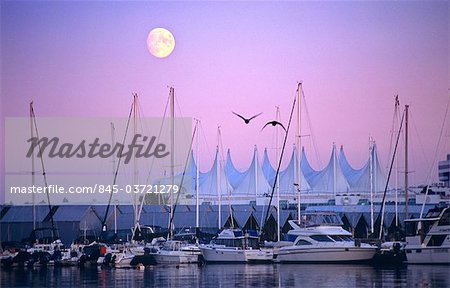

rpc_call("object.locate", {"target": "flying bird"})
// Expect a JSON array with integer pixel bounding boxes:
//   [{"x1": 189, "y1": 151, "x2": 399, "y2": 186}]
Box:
[
  {"x1": 261, "y1": 121, "x2": 287, "y2": 133},
  {"x1": 232, "y1": 112, "x2": 262, "y2": 124}
]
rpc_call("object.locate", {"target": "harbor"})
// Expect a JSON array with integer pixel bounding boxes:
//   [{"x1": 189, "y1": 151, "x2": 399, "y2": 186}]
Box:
[
  {"x1": 1, "y1": 204, "x2": 449, "y2": 266},
  {"x1": 2, "y1": 84, "x2": 448, "y2": 268},
  {"x1": 1, "y1": 1, "x2": 449, "y2": 287}
]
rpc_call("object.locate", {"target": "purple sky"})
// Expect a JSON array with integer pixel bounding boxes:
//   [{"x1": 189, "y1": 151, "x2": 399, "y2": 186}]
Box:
[{"x1": 1, "y1": 1, "x2": 449, "y2": 203}]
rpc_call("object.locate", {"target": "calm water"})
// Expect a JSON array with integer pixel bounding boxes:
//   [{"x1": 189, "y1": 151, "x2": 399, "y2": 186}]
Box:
[{"x1": 1, "y1": 264, "x2": 449, "y2": 287}]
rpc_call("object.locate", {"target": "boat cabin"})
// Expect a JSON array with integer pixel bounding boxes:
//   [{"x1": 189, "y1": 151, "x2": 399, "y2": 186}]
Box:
[
  {"x1": 211, "y1": 229, "x2": 260, "y2": 249},
  {"x1": 291, "y1": 212, "x2": 344, "y2": 229},
  {"x1": 405, "y1": 207, "x2": 449, "y2": 246}
]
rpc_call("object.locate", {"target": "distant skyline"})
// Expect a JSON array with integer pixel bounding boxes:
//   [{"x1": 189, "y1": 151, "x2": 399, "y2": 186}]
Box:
[{"x1": 1, "y1": 1, "x2": 449, "y2": 203}]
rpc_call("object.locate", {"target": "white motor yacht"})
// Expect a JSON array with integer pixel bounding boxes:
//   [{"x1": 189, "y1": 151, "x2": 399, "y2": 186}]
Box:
[
  {"x1": 404, "y1": 206, "x2": 450, "y2": 264},
  {"x1": 276, "y1": 213, "x2": 377, "y2": 263},
  {"x1": 200, "y1": 229, "x2": 273, "y2": 263},
  {"x1": 154, "y1": 240, "x2": 200, "y2": 264}
]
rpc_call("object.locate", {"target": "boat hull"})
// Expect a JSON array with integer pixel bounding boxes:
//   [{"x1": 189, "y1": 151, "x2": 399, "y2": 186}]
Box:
[
  {"x1": 114, "y1": 255, "x2": 134, "y2": 268},
  {"x1": 154, "y1": 252, "x2": 198, "y2": 264},
  {"x1": 245, "y1": 249, "x2": 274, "y2": 263},
  {"x1": 200, "y1": 247, "x2": 247, "y2": 263},
  {"x1": 405, "y1": 247, "x2": 450, "y2": 264},
  {"x1": 277, "y1": 247, "x2": 376, "y2": 263},
  {"x1": 130, "y1": 254, "x2": 157, "y2": 266}
]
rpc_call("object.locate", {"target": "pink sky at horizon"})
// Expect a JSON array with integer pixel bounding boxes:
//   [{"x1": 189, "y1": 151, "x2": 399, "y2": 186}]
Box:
[{"x1": 1, "y1": 1, "x2": 449, "y2": 203}]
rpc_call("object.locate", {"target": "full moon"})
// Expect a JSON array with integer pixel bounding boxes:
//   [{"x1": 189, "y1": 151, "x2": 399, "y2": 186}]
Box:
[{"x1": 147, "y1": 28, "x2": 175, "y2": 58}]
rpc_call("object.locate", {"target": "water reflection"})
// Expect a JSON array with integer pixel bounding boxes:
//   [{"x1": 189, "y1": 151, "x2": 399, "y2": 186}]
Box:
[{"x1": 1, "y1": 264, "x2": 449, "y2": 287}]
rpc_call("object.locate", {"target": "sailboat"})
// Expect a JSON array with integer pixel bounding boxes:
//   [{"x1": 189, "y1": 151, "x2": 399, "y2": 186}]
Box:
[
  {"x1": 24, "y1": 102, "x2": 66, "y2": 267},
  {"x1": 403, "y1": 97, "x2": 450, "y2": 264},
  {"x1": 153, "y1": 87, "x2": 201, "y2": 264},
  {"x1": 270, "y1": 83, "x2": 377, "y2": 263},
  {"x1": 200, "y1": 114, "x2": 274, "y2": 263},
  {"x1": 370, "y1": 97, "x2": 408, "y2": 266}
]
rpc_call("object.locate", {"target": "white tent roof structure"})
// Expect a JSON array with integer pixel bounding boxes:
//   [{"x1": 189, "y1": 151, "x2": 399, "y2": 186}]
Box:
[
  {"x1": 340, "y1": 144, "x2": 388, "y2": 193},
  {"x1": 304, "y1": 144, "x2": 350, "y2": 194},
  {"x1": 225, "y1": 147, "x2": 272, "y2": 196},
  {"x1": 262, "y1": 146, "x2": 311, "y2": 194},
  {"x1": 153, "y1": 143, "x2": 388, "y2": 200}
]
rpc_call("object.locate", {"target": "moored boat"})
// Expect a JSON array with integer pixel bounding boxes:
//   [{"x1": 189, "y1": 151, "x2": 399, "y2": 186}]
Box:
[
  {"x1": 404, "y1": 206, "x2": 450, "y2": 264},
  {"x1": 276, "y1": 212, "x2": 377, "y2": 263},
  {"x1": 200, "y1": 229, "x2": 273, "y2": 263},
  {"x1": 154, "y1": 240, "x2": 200, "y2": 264}
]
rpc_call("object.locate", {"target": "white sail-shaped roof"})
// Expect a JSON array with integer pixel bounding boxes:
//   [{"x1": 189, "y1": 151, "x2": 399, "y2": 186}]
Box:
[
  {"x1": 305, "y1": 144, "x2": 350, "y2": 194},
  {"x1": 262, "y1": 148, "x2": 276, "y2": 185},
  {"x1": 300, "y1": 147, "x2": 318, "y2": 180},
  {"x1": 351, "y1": 144, "x2": 388, "y2": 193},
  {"x1": 339, "y1": 144, "x2": 388, "y2": 193},
  {"x1": 228, "y1": 147, "x2": 272, "y2": 196},
  {"x1": 262, "y1": 146, "x2": 311, "y2": 195},
  {"x1": 224, "y1": 149, "x2": 245, "y2": 189},
  {"x1": 156, "y1": 143, "x2": 387, "y2": 199},
  {"x1": 151, "y1": 150, "x2": 196, "y2": 198},
  {"x1": 197, "y1": 149, "x2": 233, "y2": 196},
  {"x1": 339, "y1": 146, "x2": 367, "y2": 187}
]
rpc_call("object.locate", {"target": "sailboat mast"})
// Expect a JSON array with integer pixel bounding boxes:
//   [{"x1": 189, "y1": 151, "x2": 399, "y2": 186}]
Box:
[
  {"x1": 195, "y1": 119, "x2": 200, "y2": 228},
  {"x1": 377, "y1": 110, "x2": 405, "y2": 240},
  {"x1": 30, "y1": 104, "x2": 57, "y2": 240},
  {"x1": 114, "y1": 201, "x2": 117, "y2": 236},
  {"x1": 369, "y1": 138, "x2": 374, "y2": 234},
  {"x1": 404, "y1": 104, "x2": 409, "y2": 220},
  {"x1": 170, "y1": 87, "x2": 175, "y2": 238},
  {"x1": 133, "y1": 94, "x2": 139, "y2": 238},
  {"x1": 394, "y1": 96, "x2": 400, "y2": 227},
  {"x1": 30, "y1": 102, "x2": 36, "y2": 231},
  {"x1": 217, "y1": 126, "x2": 222, "y2": 229},
  {"x1": 333, "y1": 144, "x2": 337, "y2": 197},
  {"x1": 254, "y1": 145, "x2": 258, "y2": 200},
  {"x1": 111, "y1": 123, "x2": 117, "y2": 239},
  {"x1": 111, "y1": 123, "x2": 116, "y2": 177},
  {"x1": 275, "y1": 106, "x2": 280, "y2": 241},
  {"x1": 296, "y1": 82, "x2": 302, "y2": 222}
]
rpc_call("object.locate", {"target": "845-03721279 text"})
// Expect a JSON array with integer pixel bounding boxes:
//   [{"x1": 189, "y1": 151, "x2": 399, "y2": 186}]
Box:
[{"x1": 9, "y1": 184, "x2": 179, "y2": 194}]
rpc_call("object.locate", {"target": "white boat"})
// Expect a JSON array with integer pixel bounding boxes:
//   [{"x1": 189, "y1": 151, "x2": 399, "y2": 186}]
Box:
[
  {"x1": 276, "y1": 213, "x2": 377, "y2": 263},
  {"x1": 100, "y1": 244, "x2": 135, "y2": 268},
  {"x1": 112, "y1": 248, "x2": 135, "y2": 268},
  {"x1": 27, "y1": 238, "x2": 66, "y2": 254},
  {"x1": 27, "y1": 238, "x2": 67, "y2": 266},
  {"x1": 57, "y1": 243, "x2": 84, "y2": 266},
  {"x1": 154, "y1": 241, "x2": 199, "y2": 264},
  {"x1": 200, "y1": 229, "x2": 273, "y2": 263},
  {"x1": 404, "y1": 206, "x2": 450, "y2": 264}
]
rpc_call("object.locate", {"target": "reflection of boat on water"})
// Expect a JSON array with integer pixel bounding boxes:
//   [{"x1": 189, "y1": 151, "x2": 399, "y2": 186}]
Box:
[
  {"x1": 276, "y1": 212, "x2": 377, "y2": 263},
  {"x1": 404, "y1": 206, "x2": 450, "y2": 264},
  {"x1": 200, "y1": 229, "x2": 273, "y2": 263}
]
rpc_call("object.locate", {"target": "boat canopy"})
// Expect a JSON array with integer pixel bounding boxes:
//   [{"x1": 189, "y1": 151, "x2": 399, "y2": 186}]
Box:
[{"x1": 290, "y1": 212, "x2": 344, "y2": 228}]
